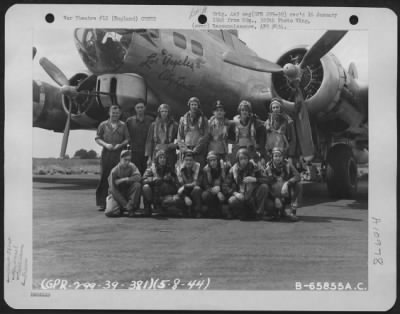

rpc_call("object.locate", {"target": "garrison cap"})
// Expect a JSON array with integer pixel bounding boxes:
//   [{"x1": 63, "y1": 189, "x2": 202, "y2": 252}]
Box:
[
  {"x1": 206, "y1": 151, "x2": 218, "y2": 161},
  {"x1": 155, "y1": 149, "x2": 166, "y2": 159},
  {"x1": 272, "y1": 147, "x2": 283, "y2": 155},
  {"x1": 120, "y1": 150, "x2": 131, "y2": 159}
]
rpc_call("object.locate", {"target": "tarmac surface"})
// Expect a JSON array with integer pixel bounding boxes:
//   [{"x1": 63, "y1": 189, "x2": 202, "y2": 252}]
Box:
[{"x1": 33, "y1": 174, "x2": 368, "y2": 290}]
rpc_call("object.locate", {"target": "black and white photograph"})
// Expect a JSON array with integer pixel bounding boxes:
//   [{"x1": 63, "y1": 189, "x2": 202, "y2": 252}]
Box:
[{"x1": 4, "y1": 4, "x2": 397, "y2": 311}]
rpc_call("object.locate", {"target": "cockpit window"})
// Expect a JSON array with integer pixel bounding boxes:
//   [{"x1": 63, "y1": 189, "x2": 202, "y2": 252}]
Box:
[
  {"x1": 74, "y1": 28, "x2": 132, "y2": 72},
  {"x1": 191, "y1": 40, "x2": 203, "y2": 56},
  {"x1": 173, "y1": 32, "x2": 187, "y2": 50}
]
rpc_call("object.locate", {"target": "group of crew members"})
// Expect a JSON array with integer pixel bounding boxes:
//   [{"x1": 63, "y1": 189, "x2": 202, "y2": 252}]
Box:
[{"x1": 95, "y1": 97, "x2": 302, "y2": 222}]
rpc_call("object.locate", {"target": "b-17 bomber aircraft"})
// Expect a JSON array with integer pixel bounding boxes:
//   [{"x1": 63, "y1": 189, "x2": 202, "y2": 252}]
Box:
[{"x1": 32, "y1": 28, "x2": 368, "y2": 198}]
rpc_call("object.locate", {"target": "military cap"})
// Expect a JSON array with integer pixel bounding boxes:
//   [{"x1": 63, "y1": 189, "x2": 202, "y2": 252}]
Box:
[
  {"x1": 206, "y1": 151, "x2": 218, "y2": 161},
  {"x1": 213, "y1": 100, "x2": 225, "y2": 111},
  {"x1": 187, "y1": 97, "x2": 200, "y2": 107},
  {"x1": 120, "y1": 150, "x2": 131, "y2": 159}
]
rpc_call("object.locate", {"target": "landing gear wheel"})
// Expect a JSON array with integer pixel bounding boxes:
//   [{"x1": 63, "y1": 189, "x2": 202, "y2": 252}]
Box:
[{"x1": 326, "y1": 144, "x2": 358, "y2": 198}]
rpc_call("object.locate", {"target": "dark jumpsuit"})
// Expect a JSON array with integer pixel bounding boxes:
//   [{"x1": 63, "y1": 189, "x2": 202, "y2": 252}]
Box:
[{"x1": 95, "y1": 120, "x2": 130, "y2": 208}]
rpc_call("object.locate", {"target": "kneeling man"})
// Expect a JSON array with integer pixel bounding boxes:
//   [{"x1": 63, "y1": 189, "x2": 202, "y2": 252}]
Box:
[
  {"x1": 201, "y1": 151, "x2": 229, "y2": 218},
  {"x1": 105, "y1": 150, "x2": 142, "y2": 217},
  {"x1": 176, "y1": 150, "x2": 203, "y2": 218},
  {"x1": 223, "y1": 148, "x2": 270, "y2": 220},
  {"x1": 142, "y1": 150, "x2": 179, "y2": 216},
  {"x1": 265, "y1": 147, "x2": 301, "y2": 221}
]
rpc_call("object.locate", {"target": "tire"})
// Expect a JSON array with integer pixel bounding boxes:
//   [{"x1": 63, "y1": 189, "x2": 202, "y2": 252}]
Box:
[{"x1": 326, "y1": 144, "x2": 358, "y2": 198}]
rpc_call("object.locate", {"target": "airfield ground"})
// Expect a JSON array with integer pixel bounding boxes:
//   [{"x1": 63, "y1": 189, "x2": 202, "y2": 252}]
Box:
[{"x1": 32, "y1": 173, "x2": 368, "y2": 291}]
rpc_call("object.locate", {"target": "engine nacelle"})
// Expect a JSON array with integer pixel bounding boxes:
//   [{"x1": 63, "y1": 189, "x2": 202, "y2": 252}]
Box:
[
  {"x1": 271, "y1": 47, "x2": 367, "y2": 135},
  {"x1": 33, "y1": 80, "x2": 66, "y2": 131},
  {"x1": 96, "y1": 73, "x2": 147, "y2": 111}
]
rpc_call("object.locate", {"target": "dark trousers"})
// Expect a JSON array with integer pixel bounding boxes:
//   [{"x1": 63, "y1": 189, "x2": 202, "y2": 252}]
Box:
[
  {"x1": 142, "y1": 182, "x2": 177, "y2": 208},
  {"x1": 96, "y1": 149, "x2": 121, "y2": 208},
  {"x1": 105, "y1": 182, "x2": 142, "y2": 217},
  {"x1": 228, "y1": 184, "x2": 270, "y2": 218},
  {"x1": 201, "y1": 190, "x2": 224, "y2": 216},
  {"x1": 178, "y1": 185, "x2": 202, "y2": 212},
  {"x1": 131, "y1": 151, "x2": 147, "y2": 175}
]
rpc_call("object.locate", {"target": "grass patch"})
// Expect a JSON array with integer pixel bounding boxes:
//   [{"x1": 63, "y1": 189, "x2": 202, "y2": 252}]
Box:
[{"x1": 33, "y1": 158, "x2": 100, "y2": 175}]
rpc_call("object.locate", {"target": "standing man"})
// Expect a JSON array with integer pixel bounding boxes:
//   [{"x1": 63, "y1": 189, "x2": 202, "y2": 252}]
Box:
[
  {"x1": 126, "y1": 101, "x2": 153, "y2": 175},
  {"x1": 264, "y1": 98, "x2": 292, "y2": 161},
  {"x1": 105, "y1": 150, "x2": 142, "y2": 217},
  {"x1": 208, "y1": 100, "x2": 231, "y2": 162},
  {"x1": 231, "y1": 100, "x2": 263, "y2": 164},
  {"x1": 95, "y1": 104, "x2": 130, "y2": 211},
  {"x1": 177, "y1": 97, "x2": 209, "y2": 168},
  {"x1": 145, "y1": 103, "x2": 178, "y2": 168}
]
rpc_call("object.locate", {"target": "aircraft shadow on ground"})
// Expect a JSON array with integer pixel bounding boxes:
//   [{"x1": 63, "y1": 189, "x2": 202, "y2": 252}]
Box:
[{"x1": 300, "y1": 181, "x2": 368, "y2": 210}]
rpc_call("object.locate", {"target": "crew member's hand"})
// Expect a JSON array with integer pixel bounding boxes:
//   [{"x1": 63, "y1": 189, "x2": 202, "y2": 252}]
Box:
[
  {"x1": 163, "y1": 174, "x2": 172, "y2": 181},
  {"x1": 211, "y1": 186, "x2": 220, "y2": 194},
  {"x1": 105, "y1": 143, "x2": 114, "y2": 151},
  {"x1": 281, "y1": 181, "x2": 289, "y2": 197},
  {"x1": 217, "y1": 192, "x2": 225, "y2": 202},
  {"x1": 243, "y1": 176, "x2": 257, "y2": 184},
  {"x1": 178, "y1": 186, "x2": 185, "y2": 195},
  {"x1": 115, "y1": 178, "x2": 126, "y2": 185},
  {"x1": 234, "y1": 192, "x2": 244, "y2": 201}
]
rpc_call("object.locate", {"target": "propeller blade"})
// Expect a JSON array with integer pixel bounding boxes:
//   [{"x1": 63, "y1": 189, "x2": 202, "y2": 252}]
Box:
[
  {"x1": 60, "y1": 102, "x2": 72, "y2": 158},
  {"x1": 223, "y1": 51, "x2": 283, "y2": 73},
  {"x1": 293, "y1": 87, "x2": 314, "y2": 160},
  {"x1": 39, "y1": 57, "x2": 69, "y2": 87},
  {"x1": 33, "y1": 47, "x2": 37, "y2": 60},
  {"x1": 300, "y1": 30, "x2": 348, "y2": 69}
]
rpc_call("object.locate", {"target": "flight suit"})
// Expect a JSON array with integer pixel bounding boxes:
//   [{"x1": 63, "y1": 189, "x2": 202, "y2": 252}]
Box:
[
  {"x1": 208, "y1": 116, "x2": 231, "y2": 161},
  {"x1": 126, "y1": 115, "x2": 153, "y2": 175},
  {"x1": 177, "y1": 112, "x2": 209, "y2": 168},
  {"x1": 95, "y1": 119, "x2": 130, "y2": 209},
  {"x1": 265, "y1": 159, "x2": 301, "y2": 219},
  {"x1": 223, "y1": 161, "x2": 271, "y2": 219},
  {"x1": 145, "y1": 117, "x2": 178, "y2": 168},
  {"x1": 142, "y1": 163, "x2": 179, "y2": 213},
  {"x1": 105, "y1": 162, "x2": 142, "y2": 217},
  {"x1": 231, "y1": 115, "x2": 263, "y2": 164},
  {"x1": 176, "y1": 161, "x2": 203, "y2": 216},
  {"x1": 201, "y1": 160, "x2": 229, "y2": 217},
  {"x1": 265, "y1": 113, "x2": 290, "y2": 160}
]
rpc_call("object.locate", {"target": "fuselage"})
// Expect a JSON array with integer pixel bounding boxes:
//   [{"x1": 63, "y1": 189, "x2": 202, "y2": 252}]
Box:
[{"x1": 74, "y1": 29, "x2": 273, "y2": 119}]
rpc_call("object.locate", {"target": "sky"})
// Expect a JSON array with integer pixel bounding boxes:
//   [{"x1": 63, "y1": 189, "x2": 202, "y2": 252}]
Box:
[{"x1": 32, "y1": 28, "x2": 368, "y2": 158}]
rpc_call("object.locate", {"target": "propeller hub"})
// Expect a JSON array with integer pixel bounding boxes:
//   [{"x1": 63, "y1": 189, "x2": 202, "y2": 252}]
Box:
[
  {"x1": 283, "y1": 63, "x2": 301, "y2": 80},
  {"x1": 60, "y1": 85, "x2": 78, "y2": 98}
]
